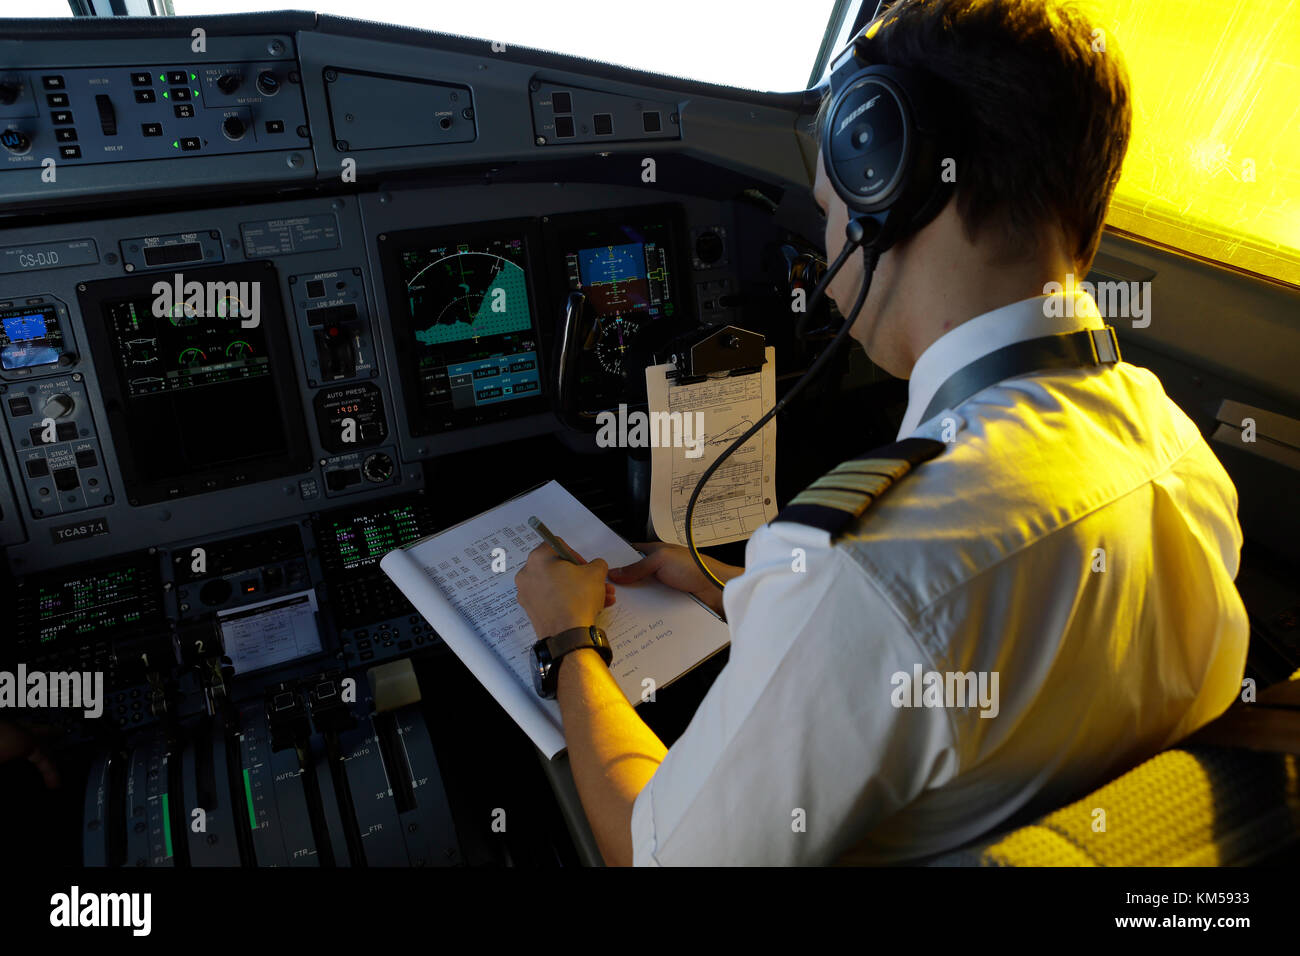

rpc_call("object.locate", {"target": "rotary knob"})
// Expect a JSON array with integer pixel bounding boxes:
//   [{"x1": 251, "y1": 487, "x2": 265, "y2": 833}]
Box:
[
  {"x1": 362, "y1": 452, "x2": 393, "y2": 483},
  {"x1": 256, "y1": 71, "x2": 279, "y2": 96},
  {"x1": 216, "y1": 72, "x2": 241, "y2": 95},
  {"x1": 221, "y1": 114, "x2": 246, "y2": 141},
  {"x1": 2, "y1": 127, "x2": 32, "y2": 155},
  {"x1": 42, "y1": 393, "x2": 75, "y2": 419}
]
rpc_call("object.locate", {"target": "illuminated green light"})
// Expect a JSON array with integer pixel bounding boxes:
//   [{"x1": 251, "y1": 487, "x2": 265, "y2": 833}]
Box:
[
  {"x1": 162, "y1": 90, "x2": 169, "y2": 99},
  {"x1": 158, "y1": 73, "x2": 165, "y2": 82},
  {"x1": 190, "y1": 72, "x2": 197, "y2": 81},
  {"x1": 162, "y1": 792, "x2": 173, "y2": 858},
  {"x1": 243, "y1": 768, "x2": 257, "y2": 830},
  {"x1": 172, "y1": 140, "x2": 179, "y2": 148}
]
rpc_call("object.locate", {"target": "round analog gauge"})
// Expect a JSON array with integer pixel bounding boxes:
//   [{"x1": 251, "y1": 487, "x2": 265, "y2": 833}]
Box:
[
  {"x1": 177, "y1": 347, "x2": 207, "y2": 366},
  {"x1": 225, "y1": 339, "x2": 254, "y2": 359},
  {"x1": 595, "y1": 315, "x2": 641, "y2": 377}
]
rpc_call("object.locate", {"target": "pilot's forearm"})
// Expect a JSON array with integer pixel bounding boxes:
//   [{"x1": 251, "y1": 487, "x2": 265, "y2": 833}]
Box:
[{"x1": 557, "y1": 646, "x2": 667, "y2": 867}]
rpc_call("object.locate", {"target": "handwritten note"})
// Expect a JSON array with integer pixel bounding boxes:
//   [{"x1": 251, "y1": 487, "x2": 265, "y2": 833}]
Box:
[{"x1": 381, "y1": 481, "x2": 731, "y2": 757}]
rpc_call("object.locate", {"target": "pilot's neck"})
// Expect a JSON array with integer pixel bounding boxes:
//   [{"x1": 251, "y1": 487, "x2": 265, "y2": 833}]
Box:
[{"x1": 862, "y1": 207, "x2": 1078, "y2": 380}]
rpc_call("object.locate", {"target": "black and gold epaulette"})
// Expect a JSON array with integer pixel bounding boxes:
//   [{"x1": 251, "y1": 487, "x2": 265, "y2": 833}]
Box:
[{"x1": 772, "y1": 437, "x2": 946, "y2": 537}]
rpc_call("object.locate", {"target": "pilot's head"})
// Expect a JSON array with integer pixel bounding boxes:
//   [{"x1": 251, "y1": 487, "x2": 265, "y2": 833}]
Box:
[{"x1": 813, "y1": 0, "x2": 1132, "y2": 378}]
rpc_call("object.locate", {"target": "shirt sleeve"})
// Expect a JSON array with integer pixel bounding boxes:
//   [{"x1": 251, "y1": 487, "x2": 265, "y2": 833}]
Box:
[{"x1": 630, "y1": 522, "x2": 957, "y2": 865}]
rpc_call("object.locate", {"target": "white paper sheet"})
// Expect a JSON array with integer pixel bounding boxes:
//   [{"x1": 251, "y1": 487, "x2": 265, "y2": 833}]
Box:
[
  {"x1": 646, "y1": 346, "x2": 778, "y2": 547},
  {"x1": 380, "y1": 481, "x2": 730, "y2": 758}
]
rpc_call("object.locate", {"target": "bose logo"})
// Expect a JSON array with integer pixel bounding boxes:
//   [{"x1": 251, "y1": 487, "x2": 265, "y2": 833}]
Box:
[{"x1": 837, "y1": 94, "x2": 881, "y2": 135}]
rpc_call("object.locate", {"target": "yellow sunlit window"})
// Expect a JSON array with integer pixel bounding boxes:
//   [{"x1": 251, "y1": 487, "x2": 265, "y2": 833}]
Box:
[{"x1": 1090, "y1": 0, "x2": 1299, "y2": 287}]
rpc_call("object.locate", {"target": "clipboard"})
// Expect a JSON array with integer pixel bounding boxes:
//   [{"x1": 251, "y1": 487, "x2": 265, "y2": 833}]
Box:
[{"x1": 646, "y1": 327, "x2": 778, "y2": 549}]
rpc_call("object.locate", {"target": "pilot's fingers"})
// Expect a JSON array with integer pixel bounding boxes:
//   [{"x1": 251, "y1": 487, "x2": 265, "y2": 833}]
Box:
[{"x1": 608, "y1": 549, "x2": 667, "y2": 582}]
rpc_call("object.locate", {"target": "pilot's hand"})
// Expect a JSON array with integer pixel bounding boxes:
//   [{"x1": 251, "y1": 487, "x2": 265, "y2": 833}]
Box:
[
  {"x1": 515, "y1": 538, "x2": 615, "y2": 638},
  {"x1": 0, "y1": 720, "x2": 60, "y2": 789},
  {"x1": 607, "y1": 542, "x2": 741, "y2": 617}
]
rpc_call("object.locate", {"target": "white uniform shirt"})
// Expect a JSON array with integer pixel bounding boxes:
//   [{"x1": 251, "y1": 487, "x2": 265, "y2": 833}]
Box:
[{"x1": 629, "y1": 292, "x2": 1250, "y2": 865}]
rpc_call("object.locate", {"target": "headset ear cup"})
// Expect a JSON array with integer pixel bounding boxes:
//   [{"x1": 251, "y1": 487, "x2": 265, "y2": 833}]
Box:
[{"x1": 821, "y1": 64, "x2": 954, "y2": 251}]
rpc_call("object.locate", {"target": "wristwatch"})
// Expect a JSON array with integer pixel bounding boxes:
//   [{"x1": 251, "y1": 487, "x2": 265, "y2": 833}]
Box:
[{"x1": 532, "y1": 625, "x2": 612, "y2": 698}]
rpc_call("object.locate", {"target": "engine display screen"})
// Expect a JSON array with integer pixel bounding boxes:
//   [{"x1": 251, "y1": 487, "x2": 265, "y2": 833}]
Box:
[
  {"x1": 0, "y1": 303, "x2": 64, "y2": 370},
  {"x1": 105, "y1": 297, "x2": 271, "y2": 398},
  {"x1": 78, "y1": 263, "x2": 312, "y2": 504},
  {"x1": 382, "y1": 221, "x2": 546, "y2": 435}
]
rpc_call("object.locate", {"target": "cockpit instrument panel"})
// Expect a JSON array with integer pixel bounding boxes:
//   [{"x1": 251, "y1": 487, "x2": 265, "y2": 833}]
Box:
[{"x1": 380, "y1": 220, "x2": 546, "y2": 436}]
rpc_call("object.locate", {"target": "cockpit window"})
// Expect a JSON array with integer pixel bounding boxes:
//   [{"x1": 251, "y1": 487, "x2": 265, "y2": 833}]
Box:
[
  {"x1": 162, "y1": 0, "x2": 841, "y2": 93},
  {"x1": 1094, "y1": 0, "x2": 1299, "y2": 287}
]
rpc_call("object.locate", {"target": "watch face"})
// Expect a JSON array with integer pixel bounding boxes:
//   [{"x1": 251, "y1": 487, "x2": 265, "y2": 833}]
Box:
[{"x1": 532, "y1": 640, "x2": 551, "y2": 697}]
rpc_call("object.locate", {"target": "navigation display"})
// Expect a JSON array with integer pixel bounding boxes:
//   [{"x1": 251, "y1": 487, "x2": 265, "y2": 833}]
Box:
[
  {"x1": 78, "y1": 263, "x2": 312, "y2": 504},
  {"x1": 381, "y1": 220, "x2": 546, "y2": 435}
]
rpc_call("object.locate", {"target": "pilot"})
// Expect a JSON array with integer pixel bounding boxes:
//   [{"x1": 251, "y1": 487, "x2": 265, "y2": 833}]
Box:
[{"x1": 515, "y1": 0, "x2": 1250, "y2": 865}]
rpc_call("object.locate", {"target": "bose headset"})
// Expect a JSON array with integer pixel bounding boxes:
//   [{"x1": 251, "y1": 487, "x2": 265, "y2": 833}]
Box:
[{"x1": 684, "y1": 30, "x2": 958, "y2": 586}]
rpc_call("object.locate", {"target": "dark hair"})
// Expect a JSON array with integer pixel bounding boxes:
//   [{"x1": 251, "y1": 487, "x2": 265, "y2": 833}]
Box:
[{"x1": 823, "y1": 0, "x2": 1131, "y2": 270}]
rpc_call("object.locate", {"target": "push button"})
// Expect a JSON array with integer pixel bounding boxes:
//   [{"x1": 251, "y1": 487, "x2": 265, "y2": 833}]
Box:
[
  {"x1": 51, "y1": 110, "x2": 73, "y2": 125},
  {"x1": 134, "y1": 89, "x2": 156, "y2": 104},
  {"x1": 75, "y1": 448, "x2": 97, "y2": 468},
  {"x1": 141, "y1": 122, "x2": 162, "y2": 137},
  {"x1": 46, "y1": 93, "x2": 69, "y2": 107},
  {"x1": 53, "y1": 467, "x2": 79, "y2": 491},
  {"x1": 7, "y1": 396, "x2": 32, "y2": 416},
  {"x1": 179, "y1": 136, "x2": 200, "y2": 151},
  {"x1": 59, "y1": 145, "x2": 81, "y2": 159},
  {"x1": 173, "y1": 104, "x2": 194, "y2": 118},
  {"x1": 167, "y1": 71, "x2": 188, "y2": 85},
  {"x1": 25, "y1": 458, "x2": 48, "y2": 478},
  {"x1": 42, "y1": 76, "x2": 65, "y2": 90},
  {"x1": 131, "y1": 72, "x2": 152, "y2": 86},
  {"x1": 265, "y1": 119, "x2": 284, "y2": 134},
  {"x1": 55, "y1": 128, "x2": 77, "y2": 142},
  {"x1": 55, "y1": 421, "x2": 77, "y2": 441},
  {"x1": 169, "y1": 87, "x2": 191, "y2": 101}
]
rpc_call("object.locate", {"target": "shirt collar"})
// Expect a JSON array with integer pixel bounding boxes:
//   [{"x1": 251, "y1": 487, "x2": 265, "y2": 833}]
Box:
[{"x1": 896, "y1": 291, "x2": 1104, "y2": 439}]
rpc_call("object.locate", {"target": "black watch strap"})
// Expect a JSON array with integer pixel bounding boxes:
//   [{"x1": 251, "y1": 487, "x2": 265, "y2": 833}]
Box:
[{"x1": 548, "y1": 625, "x2": 612, "y2": 665}]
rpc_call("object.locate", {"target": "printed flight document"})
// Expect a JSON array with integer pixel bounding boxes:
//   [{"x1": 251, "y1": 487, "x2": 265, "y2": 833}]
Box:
[
  {"x1": 645, "y1": 346, "x2": 778, "y2": 547},
  {"x1": 380, "y1": 480, "x2": 731, "y2": 758}
]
